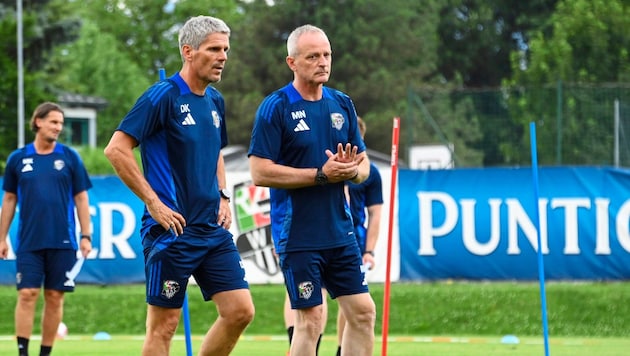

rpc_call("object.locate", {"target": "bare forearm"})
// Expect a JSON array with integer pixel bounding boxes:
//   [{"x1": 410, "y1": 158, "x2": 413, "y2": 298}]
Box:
[
  {"x1": 0, "y1": 193, "x2": 17, "y2": 241},
  {"x1": 250, "y1": 157, "x2": 318, "y2": 189},
  {"x1": 217, "y1": 152, "x2": 227, "y2": 189},
  {"x1": 74, "y1": 191, "x2": 92, "y2": 235},
  {"x1": 105, "y1": 147, "x2": 160, "y2": 206},
  {"x1": 365, "y1": 204, "x2": 383, "y2": 251}
]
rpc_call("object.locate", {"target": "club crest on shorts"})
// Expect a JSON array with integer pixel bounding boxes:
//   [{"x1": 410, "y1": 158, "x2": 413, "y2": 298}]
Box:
[
  {"x1": 330, "y1": 113, "x2": 344, "y2": 130},
  {"x1": 298, "y1": 281, "x2": 314, "y2": 300},
  {"x1": 161, "y1": 280, "x2": 180, "y2": 299}
]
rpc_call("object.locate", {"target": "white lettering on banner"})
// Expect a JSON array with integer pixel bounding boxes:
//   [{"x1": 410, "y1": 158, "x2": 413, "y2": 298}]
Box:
[
  {"x1": 552, "y1": 198, "x2": 590, "y2": 254},
  {"x1": 417, "y1": 191, "x2": 630, "y2": 256},
  {"x1": 616, "y1": 200, "x2": 630, "y2": 251},
  {"x1": 595, "y1": 199, "x2": 611, "y2": 254},
  {"x1": 3, "y1": 203, "x2": 135, "y2": 260},
  {"x1": 506, "y1": 198, "x2": 549, "y2": 254},
  {"x1": 461, "y1": 199, "x2": 501, "y2": 255},
  {"x1": 97, "y1": 202, "x2": 136, "y2": 259},
  {"x1": 418, "y1": 192, "x2": 458, "y2": 255}
]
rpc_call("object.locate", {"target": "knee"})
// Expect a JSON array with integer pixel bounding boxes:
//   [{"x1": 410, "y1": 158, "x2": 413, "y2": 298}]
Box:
[
  {"x1": 148, "y1": 313, "x2": 180, "y2": 339},
  {"x1": 17, "y1": 288, "x2": 39, "y2": 304},
  {"x1": 228, "y1": 302, "x2": 255, "y2": 329},
  {"x1": 349, "y1": 299, "x2": 376, "y2": 327}
]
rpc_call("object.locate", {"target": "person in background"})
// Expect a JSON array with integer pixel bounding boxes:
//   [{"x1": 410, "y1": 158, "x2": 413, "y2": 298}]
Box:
[
  {"x1": 0, "y1": 102, "x2": 93, "y2": 356},
  {"x1": 248, "y1": 24, "x2": 376, "y2": 356},
  {"x1": 104, "y1": 16, "x2": 254, "y2": 356},
  {"x1": 336, "y1": 116, "x2": 384, "y2": 356}
]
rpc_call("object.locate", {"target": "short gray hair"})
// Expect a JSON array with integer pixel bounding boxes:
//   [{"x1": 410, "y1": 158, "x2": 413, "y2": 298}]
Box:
[
  {"x1": 179, "y1": 16, "x2": 230, "y2": 61},
  {"x1": 286, "y1": 24, "x2": 327, "y2": 57}
]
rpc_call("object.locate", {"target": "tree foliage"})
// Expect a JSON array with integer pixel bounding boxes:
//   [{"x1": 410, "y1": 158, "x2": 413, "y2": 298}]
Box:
[
  {"x1": 1, "y1": 0, "x2": 628, "y2": 172},
  {"x1": 504, "y1": 0, "x2": 630, "y2": 165},
  {"x1": 0, "y1": 0, "x2": 81, "y2": 172}
]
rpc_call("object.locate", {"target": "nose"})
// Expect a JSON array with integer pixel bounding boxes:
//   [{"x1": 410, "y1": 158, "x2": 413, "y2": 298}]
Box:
[{"x1": 218, "y1": 49, "x2": 228, "y2": 61}]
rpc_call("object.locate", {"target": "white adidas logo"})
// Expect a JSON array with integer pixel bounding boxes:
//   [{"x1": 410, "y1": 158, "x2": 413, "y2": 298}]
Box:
[
  {"x1": 294, "y1": 119, "x2": 310, "y2": 132},
  {"x1": 182, "y1": 113, "x2": 196, "y2": 125}
]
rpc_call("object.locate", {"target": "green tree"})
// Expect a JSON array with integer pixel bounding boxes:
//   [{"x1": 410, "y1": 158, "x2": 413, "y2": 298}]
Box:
[
  {"x1": 69, "y1": 0, "x2": 243, "y2": 83},
  {"x1": 506, "y1": 0, "x2": 630, "y2": 165},
  {"x1": 44, "y1": 20, "x2": 152, "y2": 146},
  {"x1": 0, "y1": 0, "x2": 81, "y2": 172},
  {"x1": 437, "y1": 0, "x2": 559, "y2": 88},
  {"x1": 228, "y1": 0, "x2": 445, "y2": 157}
]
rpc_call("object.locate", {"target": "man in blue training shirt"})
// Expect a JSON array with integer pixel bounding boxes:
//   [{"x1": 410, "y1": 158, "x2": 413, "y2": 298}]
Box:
[
  {"x1": 337, "y1": 116, "x2": 384, "y2": 356},
  {"x1": 0, "y1": 102, "x2": 93, "y2": 356},
  {"x1": 104, "y1": 16, "x2": 254, "y2": 356},
  {"x1": 248, "y1": 24, "x2": 376, "y2": 356}
]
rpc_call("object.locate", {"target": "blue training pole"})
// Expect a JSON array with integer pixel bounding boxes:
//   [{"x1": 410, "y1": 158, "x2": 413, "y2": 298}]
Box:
[
  {"x1": 529, "y1": 122, "x2": 550, "y2": 356},
  {"x1": 158, "y1": 68, "x2": 193, "y2": 356}
]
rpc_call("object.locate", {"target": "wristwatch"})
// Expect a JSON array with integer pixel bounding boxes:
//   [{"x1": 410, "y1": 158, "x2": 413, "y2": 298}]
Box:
[
  {"x1": 315, "y1": 167, "x2": 328, "y2": 186},
  {"x1": 219, "y1": 188, "x2": 232, "y2": 202}
]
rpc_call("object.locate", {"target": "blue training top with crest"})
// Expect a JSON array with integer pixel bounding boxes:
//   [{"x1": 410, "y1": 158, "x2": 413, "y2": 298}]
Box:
[
  {"x1": 248, "y1": 83, "x2": 366, "y2": 253},
  {"x1": 2, "y1": 143, "x2": 92, "y2": 252},
  {"x1": 115, "y1": 72, "x2": 228, "y2": 235}
]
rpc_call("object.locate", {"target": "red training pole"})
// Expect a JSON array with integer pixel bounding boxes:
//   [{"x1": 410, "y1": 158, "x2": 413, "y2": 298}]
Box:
[{"x1": 381, "y1": 117, "x2": 400, "y2": 356}]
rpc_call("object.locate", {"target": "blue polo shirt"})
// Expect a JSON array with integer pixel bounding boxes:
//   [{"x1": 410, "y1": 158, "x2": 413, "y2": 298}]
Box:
[
  {"x1": 248, "y1": 83, "x2": 366, "y2": 253},
  {"x1": 3, "y1": 143, "x2": 92, "y2": 252},
  {"x1": 115, "y1": 72, "x2": 228, "y2": 234}
]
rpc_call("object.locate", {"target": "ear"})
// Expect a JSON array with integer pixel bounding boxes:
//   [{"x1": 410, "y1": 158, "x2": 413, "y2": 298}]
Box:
[
  {"x1": 181, "y1": 44, "x2": 194, "y2": 61},
  {"x1": 286, "y1": 56, "x2": 296, "y2": 71}
]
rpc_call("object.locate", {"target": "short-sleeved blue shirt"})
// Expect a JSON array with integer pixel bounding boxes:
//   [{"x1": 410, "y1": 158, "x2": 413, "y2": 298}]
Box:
[
  {"x1": 115, "y1": 72, "x2": 228, "y2": 234},
  {"x1": 248, "y1": 83, "x2": 366, "y2": 253},
  {"x1": 2, "y1": 143, "x2": 92, "y2": 252}
]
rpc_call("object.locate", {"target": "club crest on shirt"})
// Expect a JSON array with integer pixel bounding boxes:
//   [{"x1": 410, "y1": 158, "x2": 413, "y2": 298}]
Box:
[
  {"x1": 330, "y1": 113, "x2": 344, "y2": 131},
  {"x1": 54, "y1": 160, "x2": 65, "y2": 171},
  {"x1": 212, "y1": 110, "x2": 221, "y2": 128},
  {"x1": 298, "y1": 281, "x2": 314, "y2": 300},
  {"x1": 161, "y1": 280, "x2": 180, "y2": 299}
]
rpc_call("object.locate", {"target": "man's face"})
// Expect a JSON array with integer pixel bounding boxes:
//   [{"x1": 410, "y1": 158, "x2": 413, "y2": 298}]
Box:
[
  {"x1": 36, "y1": 110, "x2": 64, "y2": 143},
  {"x1": 289, "y1": 31, "x2": 332, "y2": 85},
  {"x1": 189, "y1": 32, "x2": 230, "y2": 83}
]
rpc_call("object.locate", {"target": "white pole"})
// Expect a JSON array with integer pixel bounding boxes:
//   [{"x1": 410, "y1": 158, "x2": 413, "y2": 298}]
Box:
[
  {"x1": 614, "y1": 99, "x2": 620, "y2": 167},
  {"x1": 17, "y1": 0, "x2": 25, "y2": 148}
]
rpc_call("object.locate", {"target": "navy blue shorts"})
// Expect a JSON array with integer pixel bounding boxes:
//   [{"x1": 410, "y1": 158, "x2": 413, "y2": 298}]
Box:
[
  {"x1": 279, "y1": 244, "x2": 369, "y2": 309},
  {"x1": 16, "y1": 249, "x2": 78, "y2": 292},
  {"x1": 142, "y1": 225, "x2": 249, "y2": 308}
]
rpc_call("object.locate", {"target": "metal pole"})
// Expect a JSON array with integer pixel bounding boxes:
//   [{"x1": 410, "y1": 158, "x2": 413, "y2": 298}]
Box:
[
  {"x1": 614, "y1": 99, "x2": 620, "y2": 167},
  {"x1": 530, "y1": 122, "x2": 551, "y2": 356},
  {"x1": 17, "y1": 0, "x2": 25, "y2": 148}
]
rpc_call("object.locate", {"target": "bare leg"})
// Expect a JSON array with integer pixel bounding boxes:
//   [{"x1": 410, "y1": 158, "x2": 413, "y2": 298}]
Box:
[
  {"x1": 336, "y1": 307, "x2": 346, "y2": 348},
  {"x1": 283, "y1": 293, "x2": 294, "y2": 329},
  {"x1": 198, "y1": 289, "x2": 254, "y2": 356},
  {"x1": 142, "y1": 305, "x2": 181, "y2": 356},
  {"x1": 15, "y1": 288, "x2": 40, "y2": 339},
  {"x1": 290, "y1": 305, "x2": 325, "y2": 356},
  {"x1": 337, "y1": 293, "x2": 376, "y2": 356},
  {"x1": 320, "y1": 289, "x2": 328, "y2": 335},
  {"x1": 41, "y1": 289, "x2": 64, "y2": 347}
]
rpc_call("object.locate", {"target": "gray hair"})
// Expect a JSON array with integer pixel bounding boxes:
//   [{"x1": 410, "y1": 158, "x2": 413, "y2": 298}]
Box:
[
  {"x1": 286, "y1": 24, "x2": 327, "y2": 57},
  {"x1": 178, "y1": 16, "x2": 230, "y2": 61}
]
